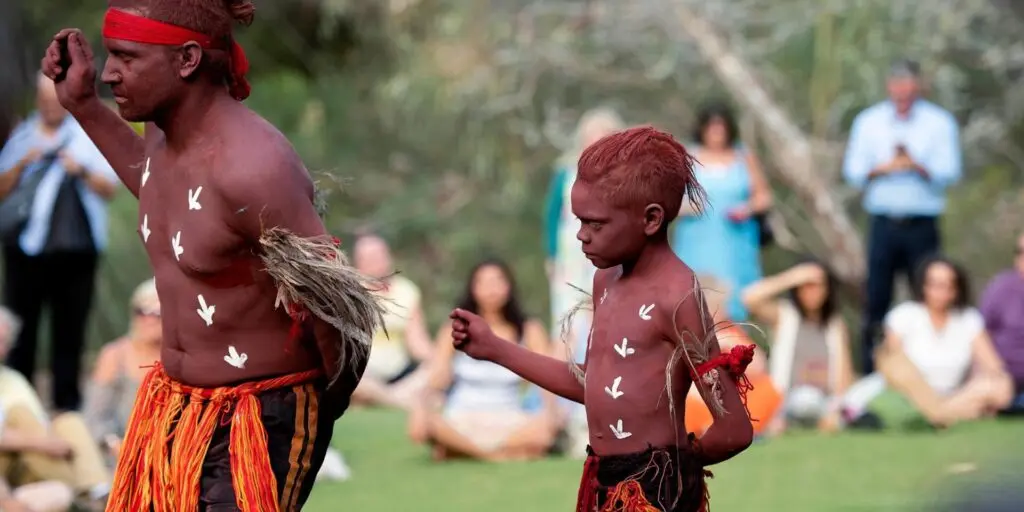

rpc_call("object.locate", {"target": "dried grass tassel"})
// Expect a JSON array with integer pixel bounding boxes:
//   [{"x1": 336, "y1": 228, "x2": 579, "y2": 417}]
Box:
[{"x1": 258, "y1": 228, "x2": 388, "y2": 386}]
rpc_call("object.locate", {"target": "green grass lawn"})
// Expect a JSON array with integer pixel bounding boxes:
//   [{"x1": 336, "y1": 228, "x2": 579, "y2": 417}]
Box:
[{"x1": 305, "y1": 410, "x2": 1022, "y2": 511}]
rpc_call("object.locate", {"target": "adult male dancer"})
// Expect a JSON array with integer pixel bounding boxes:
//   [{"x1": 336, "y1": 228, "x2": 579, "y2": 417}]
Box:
[
  {"x1": 451, "y1": 127, "x2": 756, "y2": 511},
  {"x1": 41, "y1": 1, "x2": 384, "y2": 510}
]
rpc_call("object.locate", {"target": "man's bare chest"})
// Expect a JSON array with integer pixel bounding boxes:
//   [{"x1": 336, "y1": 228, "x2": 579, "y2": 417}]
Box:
[{"x1": 136, "y1": 156, "x2": 248, "y2": 277}]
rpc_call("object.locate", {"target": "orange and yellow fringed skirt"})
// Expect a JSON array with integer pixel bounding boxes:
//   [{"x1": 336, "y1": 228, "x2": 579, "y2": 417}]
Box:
[{"x1": 105, "y1": 363, "x2": 321, "y2": 512}]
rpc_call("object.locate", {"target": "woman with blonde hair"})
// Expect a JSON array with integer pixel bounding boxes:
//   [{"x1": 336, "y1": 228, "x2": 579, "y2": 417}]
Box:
[{"x1": 83, "y1": 278, "x2": 161, "y2": 461}]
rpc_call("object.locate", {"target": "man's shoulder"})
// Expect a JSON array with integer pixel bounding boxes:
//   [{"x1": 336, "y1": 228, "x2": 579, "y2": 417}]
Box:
[
  {"x1": 915, "y1": 101, "x2": 957, "y2": 126},
  {"x1": 212, "y1": 121, "x2": 312, "y2": 201}
]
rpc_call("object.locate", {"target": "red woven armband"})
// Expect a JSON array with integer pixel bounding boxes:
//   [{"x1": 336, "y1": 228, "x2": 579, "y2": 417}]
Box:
[{"x1": 691, "y1": 344, "x2": 757, "y2": 407}]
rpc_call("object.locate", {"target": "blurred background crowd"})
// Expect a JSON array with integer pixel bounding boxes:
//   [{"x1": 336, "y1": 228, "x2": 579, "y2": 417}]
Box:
[{"x1": 1, "y1": 0, "x2": 1023, "y2": 510}]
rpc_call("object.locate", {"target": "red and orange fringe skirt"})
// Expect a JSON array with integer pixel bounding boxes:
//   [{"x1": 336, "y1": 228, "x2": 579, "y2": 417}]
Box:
[{"x1": 105, "y1": 363, "x2": 320, "y2": 512}]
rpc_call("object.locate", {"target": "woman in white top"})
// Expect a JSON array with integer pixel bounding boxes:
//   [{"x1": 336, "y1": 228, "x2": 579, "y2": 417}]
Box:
[
  {"x1": 742, "y1": 260, "x2": 855, "y2": 434},
  {"x1": 845, "y1": 256, "x2": 1013, "y2": 428},
  {"x1": 409, "y1": 260, "x2": 557, "y2": 461}
]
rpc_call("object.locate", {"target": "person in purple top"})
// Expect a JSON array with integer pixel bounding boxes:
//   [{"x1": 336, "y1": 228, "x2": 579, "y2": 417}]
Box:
[{"x1": 979, "y1": 232, "x2": 1024, "y2": 405}]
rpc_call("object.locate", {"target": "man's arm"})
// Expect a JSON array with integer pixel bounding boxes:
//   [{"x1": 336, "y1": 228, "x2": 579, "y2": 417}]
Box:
[
  {"x1": 843, "y1": 111, "x2": 897, "y2": 188},
  {"x1": 220, "y1": 145, "x2": 363, "y2": 413},
  {"x1": 978, "y1": 276, "x2": 1006, "y2": 334},
  {"x1": 673, "y1": 284, "x2": 753, "y2": 465},
  {"x1": 0, "y1": 123, "x2": 38, "y2": 199},
  {"x1": 66, "y1": 100, "x2": 148, "y2": 198},
  {"x1": 912, "y1": 113, "x2": 961, "y2": 187}
]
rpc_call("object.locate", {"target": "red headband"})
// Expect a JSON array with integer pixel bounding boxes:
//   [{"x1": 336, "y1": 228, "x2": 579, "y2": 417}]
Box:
[{"x1": 102, "y1": 8, "x2": 251, "y2": 101}]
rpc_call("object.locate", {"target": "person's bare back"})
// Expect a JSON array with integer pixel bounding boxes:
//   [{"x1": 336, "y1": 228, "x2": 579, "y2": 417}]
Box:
[{"x1": 140, "y1": 101, "x2": 324, "y2": 386}]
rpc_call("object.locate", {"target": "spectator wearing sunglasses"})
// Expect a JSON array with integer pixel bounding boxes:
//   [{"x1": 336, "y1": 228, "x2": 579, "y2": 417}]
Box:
[{"x1": 83, "y1": 278, "x2": 160, "y2": 463}]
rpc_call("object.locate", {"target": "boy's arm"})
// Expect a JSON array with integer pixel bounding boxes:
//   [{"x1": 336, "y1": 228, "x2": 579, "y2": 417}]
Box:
[
  {"x1": 672, "y1": 283, "x2": 754, "y2": 465},
  {"x1": 488, "y1": 339, "x2": 586, "y2": 404}
]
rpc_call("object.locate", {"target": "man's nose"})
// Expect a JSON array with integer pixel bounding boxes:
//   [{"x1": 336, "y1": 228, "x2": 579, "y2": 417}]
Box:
[{"x1": 99, "y1": 59, "x2": 118, "y2": 84}]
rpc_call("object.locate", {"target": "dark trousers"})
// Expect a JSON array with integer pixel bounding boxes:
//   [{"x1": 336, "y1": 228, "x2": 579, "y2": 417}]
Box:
[
  {"x1": 860, "y1": 215, "x2": 940, "y2": 373},
  {"x1": 2, "y1": 244, "x2": 98, "y2": 410},
  {"x1": 200, "y1": 381, "x2": 334, "y2": 511}
]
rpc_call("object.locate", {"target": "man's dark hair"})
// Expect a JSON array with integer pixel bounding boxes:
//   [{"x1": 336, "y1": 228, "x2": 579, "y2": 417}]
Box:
[{"x1": 888, "y1": 58, "x2": 921, "y2": 79}]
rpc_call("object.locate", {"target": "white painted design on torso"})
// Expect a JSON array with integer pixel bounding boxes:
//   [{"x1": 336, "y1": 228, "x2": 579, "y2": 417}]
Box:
[
  {"x1": 613, "y1": 338, "x2": 635, "y2": 358},
  {"x1": 141, "y1": 158, "x2": 150, "y2": 187},
  {"x1": 604, "y1": 376, "x2": 624, "y2": 399},
  {"x1": 639, "y1": 304, "x2": 654, "y2": 320},
  {"x1": 224, "y1": 346, "x2": 248, "y2": 369},
  {"x1": 599, "y1": 288, "x2": 608, "y2": 305},
  {"x1": 196, "y1": 294, "x2": 216, "y2": 326},
  {"x1": 171, "y1": 231, "x2": 183, "y2": 260},
  {"x1": 140, "y1": 214, "x2": 150, "y2": 243},
  {"x1": 188, "y1": 186, "x2": 203, "y2": 210},
  {"x1": 609, "y1": 419, "x2": 632, "y2": 439}
]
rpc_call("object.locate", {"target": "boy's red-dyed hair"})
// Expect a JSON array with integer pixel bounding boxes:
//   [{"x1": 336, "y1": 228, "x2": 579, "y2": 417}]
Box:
[{"x1": 576, "y1": 125, "x2": 707, "y2": 226}]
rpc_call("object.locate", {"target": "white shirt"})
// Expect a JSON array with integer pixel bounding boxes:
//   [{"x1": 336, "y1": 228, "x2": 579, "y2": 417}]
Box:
[{"x1": 885, "y1": 302, "x2": 983, "y2": 395}]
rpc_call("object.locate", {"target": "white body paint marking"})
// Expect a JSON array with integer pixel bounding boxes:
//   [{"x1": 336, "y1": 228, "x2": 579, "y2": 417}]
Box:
[
  {"x1": 141, "y1": 158, "x2": 150, "y2": 187},
  {"x1": 599, "y1": 289, "x2": 608, "y2": 305},
  {"x1": 196, "y1": 294, "x2": 216, "y2": 326},
  {"x1": 639, "y1": 304, "x2": 655, "y2": 320},
  {"x1": 609, "y1": 419, "x2": 632, "y2": 439},
  {"x1": 188, "y1": 186, "x2": 203, "y2": 210},
  {"x1": 224, "y1": 346, "x2": 248, "y2": 369},
  {"x1": 171, "y1": 231, "x2": 183, "y2": 260},
  {"x1": 604, "y1": 376, "x2": 624, "y2": 399},
  {"x1": 613, "y1": 338, "x2": 635, "y2": 358},
  {"x1": 140, "y1": 214, "x2": 150, "y2": 243}
]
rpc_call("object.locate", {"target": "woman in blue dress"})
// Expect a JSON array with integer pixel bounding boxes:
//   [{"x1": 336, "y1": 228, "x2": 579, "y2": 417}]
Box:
[{"x1": 673, "y1": 103, "x2": 773, "y2": 321}]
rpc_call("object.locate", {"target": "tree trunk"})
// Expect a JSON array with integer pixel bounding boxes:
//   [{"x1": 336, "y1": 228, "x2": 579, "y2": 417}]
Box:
[{"x1": 671, "y1": 2, "x2": 866, "y2": 286}]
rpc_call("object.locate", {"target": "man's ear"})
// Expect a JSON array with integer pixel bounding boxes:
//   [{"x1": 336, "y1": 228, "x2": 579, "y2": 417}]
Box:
[
  {"x1": 642, "y1": 203, "x2": 665, "y2": 236},
  {"x1": 177, "y1": 42, "x2": 204, "y2": 79}
]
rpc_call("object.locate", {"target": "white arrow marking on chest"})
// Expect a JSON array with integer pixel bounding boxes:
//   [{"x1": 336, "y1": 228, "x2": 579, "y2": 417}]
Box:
[
  {"x1": 613, "y1": 338, "x2": 635, "y2": 358},
  {"x1": 604, "y1": 376, "x2": 624, "y2": 399},
  {"x1": 196, "y1": 294, "x2": 216, "y2": 326},
  {"x1": 171, "y1": 231, "x2": 183, "y2": 260},
  {"x1": 224, "y1": 346, "x2": 247, "y2": 369},
  {"x1": 639, "y1": 304, "x2": 655, "y2": 320},
  {"x1": 188, "y1": 186, "x2": 203, "y2": 210},
  {"x1": 140, "y1": 214, "x2": 150, "y2": 243},
  {"x1": 141, "y1": 158, "x2": 150, "y2": 187},
  {"x1": 609, "y1": 419, "x2": 632, "y2": 440}
]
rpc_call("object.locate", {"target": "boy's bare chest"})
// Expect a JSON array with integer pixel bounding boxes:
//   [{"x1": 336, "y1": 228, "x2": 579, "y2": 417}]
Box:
[
  {"x1": 136, "y1": 156, "x2": 248, "y2": 278},
  {"x1": 588, "y1": 288, "x2": 664, "y2": 364}
]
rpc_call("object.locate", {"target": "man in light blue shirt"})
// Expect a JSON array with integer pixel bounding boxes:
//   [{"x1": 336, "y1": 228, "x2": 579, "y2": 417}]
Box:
[
  {"x1": 0, "y1": 74, "x2": 117, "y2": 411},
  {"x1": 843, "y1": 59, "x2": 962, "y2": 374}
]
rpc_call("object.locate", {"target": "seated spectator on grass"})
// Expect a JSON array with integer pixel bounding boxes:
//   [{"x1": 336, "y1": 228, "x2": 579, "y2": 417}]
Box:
[
  {"x1": 350, "y1": 234, "x2": 434, "y2": 410},
  {"x1": 0, "y1": 477, "x2": 73, "y2": 512},
  {"x1": 685, "y1": 275, "x2": 780, "y2": 437},
  {"x1": 409, "y1": 259, "x2": 558, "y2": 461},
  {"x1": 741, "y1": 261, "x2": 855, "y2": 434},
  {"x1": 0, "y1": 307, "x2": 48, "y2": 425},
  {"x1": 844, "y1": 256, "x2": 1013, "y2": 429},
  {"x1": 979, "y1": 232, "x2": 1024, "y2": 410},
  {"x1": 82, "y1": 278, "x2": 160, "y2": 464},
  {"x1": 0, "y1": 306, "x2": 111, "y2": 509}
]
